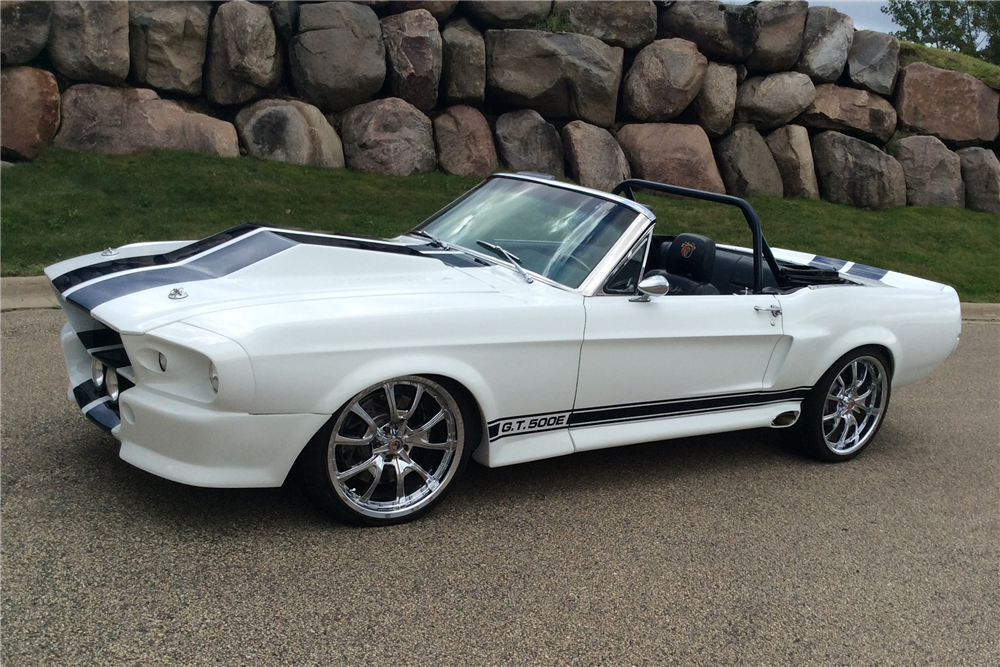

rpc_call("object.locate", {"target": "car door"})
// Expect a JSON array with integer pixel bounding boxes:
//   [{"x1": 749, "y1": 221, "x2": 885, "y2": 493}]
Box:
[{"x1": 571, "y1": 241, "x2": 785, "y2": 451}]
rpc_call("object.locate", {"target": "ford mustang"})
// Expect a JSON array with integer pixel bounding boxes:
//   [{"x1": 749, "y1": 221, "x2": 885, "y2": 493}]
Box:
[{"x1": 46, "y1": 174, "x2": 962, "y2": 525}]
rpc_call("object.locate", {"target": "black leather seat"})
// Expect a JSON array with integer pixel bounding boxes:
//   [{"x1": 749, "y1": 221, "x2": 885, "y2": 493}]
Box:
[{"x1": 655, "y1": 233, "x2": 720, "y2": 295}]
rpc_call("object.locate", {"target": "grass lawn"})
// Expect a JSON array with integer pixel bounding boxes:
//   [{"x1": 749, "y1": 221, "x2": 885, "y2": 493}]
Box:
[{"x1": 2, "y1": 148, "x2": 998, "y2": 302}]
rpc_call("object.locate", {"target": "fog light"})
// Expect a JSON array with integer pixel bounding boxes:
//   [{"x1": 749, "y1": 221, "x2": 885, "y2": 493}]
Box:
[
  {"x1": 158, "y1": 352, "x2": 167, "y2": 372},
  {"x1": 209, "y1": 362, "x2": 219, "y2": 394},
  {"x1": 92, "y1": 359, "x2": 105, "y2": 388},
  {"x1": 106, "y1": 368, "x2": 120, "y2": 402}
]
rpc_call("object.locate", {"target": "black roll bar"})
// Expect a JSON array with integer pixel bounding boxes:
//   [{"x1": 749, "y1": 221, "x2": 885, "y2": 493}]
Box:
[{"x1": 611, "y1": 179, "x2": 783, "y2": 295}]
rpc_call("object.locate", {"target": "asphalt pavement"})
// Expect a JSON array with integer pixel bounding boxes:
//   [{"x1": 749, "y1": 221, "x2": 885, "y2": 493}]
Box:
[{"x1": 2, "y1": 308, "x2": 997, "y2": 666}]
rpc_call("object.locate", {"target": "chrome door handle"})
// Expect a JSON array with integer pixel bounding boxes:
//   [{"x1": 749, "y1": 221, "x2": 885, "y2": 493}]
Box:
[{"x1": 755, "y1": 304, "x2": 782, "y2": 316}]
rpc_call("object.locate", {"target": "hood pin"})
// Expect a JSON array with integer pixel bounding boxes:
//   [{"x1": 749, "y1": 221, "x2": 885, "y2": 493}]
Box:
[{"x1": 168, "y1": 287, "x2": 188, "y2": 300}]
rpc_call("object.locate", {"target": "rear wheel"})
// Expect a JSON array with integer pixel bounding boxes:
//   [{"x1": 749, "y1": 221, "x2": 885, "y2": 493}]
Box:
[
  {"x1": 299, "y1": 376, "x2": 476, "y2": 526},
  {"x1": 791, "y1": 348, "x2": 891, "y2": 462}
]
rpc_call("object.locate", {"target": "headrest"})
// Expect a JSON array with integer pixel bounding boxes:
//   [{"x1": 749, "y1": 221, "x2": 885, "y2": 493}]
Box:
[{"x1": 663, "y1": 233, "x2": 716, "y2": 283}]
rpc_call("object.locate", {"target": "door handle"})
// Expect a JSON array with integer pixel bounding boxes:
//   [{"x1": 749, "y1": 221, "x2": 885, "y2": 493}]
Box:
[{"x1": 754, "y1": 304, "x2": 782, "y2": 317}]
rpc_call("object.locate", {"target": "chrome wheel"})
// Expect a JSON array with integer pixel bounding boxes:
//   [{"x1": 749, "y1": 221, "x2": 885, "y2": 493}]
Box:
[
  {"x1": 820, "y1": 355, "x2": 888, "y2": 455},
  {"x1": 327, "y1": 376, "x2": 465, "y2": 520}
]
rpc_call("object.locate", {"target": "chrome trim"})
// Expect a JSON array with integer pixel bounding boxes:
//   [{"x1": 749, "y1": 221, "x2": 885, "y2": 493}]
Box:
[{"x1": 576, "y1": 213, "x2": 655, "y2": 296}]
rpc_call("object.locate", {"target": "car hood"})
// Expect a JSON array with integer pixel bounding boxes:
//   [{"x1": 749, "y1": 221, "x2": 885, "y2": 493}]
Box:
[{"x1": 45, "y1": 225, "x2": 500, "y2": 335}]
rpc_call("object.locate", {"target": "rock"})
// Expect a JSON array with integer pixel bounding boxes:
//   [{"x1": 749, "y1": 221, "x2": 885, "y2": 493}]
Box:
[
  {"x1": 340, "y1": 97, "x2": 435, "y2": 175},
  {"x1": 812, "y1": 130, "x2": 905, "y2": 209},
  {"x1": 847, "y1": 30, "x2": 899, "y2": 96},
  {"x1": 128, "y1": 2, "x2": 211, "y2": 96},
  {"x1": 745, "y1": 1, "x2": 807, "y2": 73},
  {"x1": 956, "y1": 148, "x2": 1000, "y2": 213},
  {"x1": 896, "y1": 63, "x2": 1000, "y2": 147},
  {"x1": 891, "y1": 136, "x2": 964, "y2": 207},
  {"x1": 46, "y1": 1, "x2": 129, "y2": 85},
  {"x1": 694, "y1": 62, "x2": 737, "y2": 138},
  {"x1": 495, "y1": 109, "x2": 564, "y2": 177},
  {"x1": 735, "y1": 71, "x2": 815, "y2": 130},
  {"x1": 466, "y1": 1, "x2": 553, "y2": 29},
  {"x1": 561, "y1": 120, "x2": 629, "y2": 192},
  {"x1": 290, "y1": 2, "x2": 386, "y2": 113},
  {"x1": 656, "y1": 0, "x2": 757, "y2": 63},
  {"x1": 235, "y1": 99, "x2": 344, "y2": 168},
  {"x1": 796, "y1": 6, "x2": 853, "y2": 83},
  {"x1": 0, "y1": 161, "x2": 13, "y2": 168},
  {"x1": 433, "y1": 105, "x2": 497, "y2": 178},
  {"x1": 270, "y1": 2, "x2": 299, "y2": 43},
  {"x1": 393, "y1": 2, "x2": 458, "y2": 23},
  {"x1": 764, "y1": 124, "x2": 819, "y2": 199},
  {"x1": 0, "y1": 66, "x2": 60, "y2": 161},
  {"x1": 623, "y1": 38, "x2": 707, "y2": 122},
  {"x1": 553, "y1": 0, "x2": 657, "y2": 50},
  {"x1": 442, "y1": 19, "x2": 486, "y2": 104},
  {"x1": 204, "y1": 0, "x2": 282, "y2": 106},
  {"x1": 714, "y1": 124, "x2": 783, "y2": 197},
  {"x1": 381, "y1": 9, "x2": 442, "y2": 114},
  {"x1": 54, "y1": 84, "x2": 239, "y2": 157},
  {"x1": 798, "y1": 84, "x2": 897, "y2": 144},
  {"x1": 616, "y1": 123, "x2": 725, "y2": 194},
  {"x1": 485, "y1": 30, "x2": 623, "y2": 128},
  {"x1": 1, "y1": 1, "x2": 51, "y2": 65}
]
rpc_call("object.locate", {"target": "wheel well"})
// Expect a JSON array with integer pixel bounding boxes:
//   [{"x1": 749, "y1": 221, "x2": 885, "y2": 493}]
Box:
[{"x1": 423, "y1": 374, "x2": 487, "y2": 447}]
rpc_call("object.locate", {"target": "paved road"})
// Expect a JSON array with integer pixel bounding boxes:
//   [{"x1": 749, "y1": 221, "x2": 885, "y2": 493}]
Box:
[{"x1": 2, "y1": 309, "x2": 997, "y2": 666}]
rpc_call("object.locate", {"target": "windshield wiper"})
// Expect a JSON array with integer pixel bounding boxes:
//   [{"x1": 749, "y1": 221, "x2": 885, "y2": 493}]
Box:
[
  {"x1": 476, "y1": 240, "x2": 533, "y2": 284},
  {"x1": 409, "y1": 229, "x2": 450, "y2": 249}
]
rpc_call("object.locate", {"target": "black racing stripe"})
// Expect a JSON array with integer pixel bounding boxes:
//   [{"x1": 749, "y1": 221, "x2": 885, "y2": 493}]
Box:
[
  {"x1": 278, "y1": 231, "x2": 485, "y2": 268},
  {"x1": 51, "y1": 223, "x2": 261, "y2": 292},
  {"x1": 846, "y1": 263, "x2": 889, "y2": 281},
  {"x1": 73, "y1": 380, "x2": 103, "y2": 408},
  {"x1": 810, "y1": 255, "x2": 848, "y2": 271},
  {"x1": 490, "y1": 424, "x2": 571, "y2": 443},
  {"x1": 91, "y1": 347, "x2": 131, "y2": 369},
  {"x1": 488, "y1": 424, "x2": 500, "y2": 439},
  {"x1": 77, "y1": 328, "x2": 123, "y2": 349},
  {"x1": 67, "y1": 230, "x2": 296, "y2": 311},
  {"x1": 86, "y1": 402, "x2": 120, "y2": 432}
]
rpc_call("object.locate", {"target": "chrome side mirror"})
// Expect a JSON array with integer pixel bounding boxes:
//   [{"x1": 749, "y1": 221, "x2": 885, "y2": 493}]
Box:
[{"x1": 630, "y1": 274, "x2": 670, "y2": 302}]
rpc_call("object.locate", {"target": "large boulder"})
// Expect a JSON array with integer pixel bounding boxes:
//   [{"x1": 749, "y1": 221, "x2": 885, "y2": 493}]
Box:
[
  {"x1": 290, "y1": 2, "x2": 386, "y2": 113},
  {"x1": 561, "y1": 120, "x2": 629, "y2": 192},
  {"x1": 442, "y1": 19, "x2": 485, "y2": 104},
  {"x1": 54, "y1": 84, "x2": 239, "y2": 157},
  {"x1": 204, "y1": 0, "x2": 282, "y2": 106},
  {"x1": 745, "y1": 1, "x2": 807, "y2": 73},
  {"x1": 485, "y1": 30, "x2": 623, "y2": 128},
  {"x1": 495, "y1": 109, "x2": 564, "y2": 177},
  {"x1": 656, "y1": 1, "x2": 757, "y2": 63},
  {"x1": 623, "y1": 39, "x2": 707, "y2": 122},
  {"x1": 695, "y1": 62, "x2": 737, "y2": 138},
  {"x1": 128, "y1": 1, "x2": 211, "y2": 96},
  {"x1": 616, "y1": 123, "x2": 725, "y2": 194},
  {"x1": 735, "y1": 72, "x2": 815, "y2": 130},
  {"x1": 895, "y1": 63, "x2": 1000, "y2": 147},
  {"x1": 235, "y1": 99, "x2": 344, "y2": 168},
  {"x1": 891, "y1": 136, "x2": 964, "y2": 207},
  {"x1": 796, "y1": 6, "x2": 853, "y2": 83},
  {"x1": 956, "y1": 148, "x2": 1000, "y2": 213},
  {"x1": 798, "y1": 84, "x2": 898, "y2": 144},
  {"x1": 433, "y1": 105, "x2": 497, "y2": 178},
  {"x1": 466, "y1": 1, "x2": 553, "y2": 29},
  {"x1": 270, "y1": 1, "x2": 299, "y2": 42},
  {"x1": 340, "y1": 97, "x2": 435, "y2": 176},
  {"x1": 1, "y1": 1, "x2": 51, "y2": 65},
  {"x1": 0, "y1": 66, "x2": 60, "y2": 161},
  {"x1": 46, "y1": 1, "x2": 129, "y2": 85},
  {"x1": 812, "y1": 130, "x2": 905, "y2": 209},
  {"x1": 553, "y1": 0, "x2": 657, "y2": 50},
  {"x1": 764, "y1": 124, "x2": 819, "y2": 199},
  {"x1": 847, "y1": 30, "x2": 899, "y2": 96},
  {"x1": 715, "y1": 124, "x2": 783, "y2": 197},
  {"x1": 393, "y1": 1, "x2": 458, "y2": 23},
  {"x1": 381, "y1": 9, "x2": 442, "y2": 114}
]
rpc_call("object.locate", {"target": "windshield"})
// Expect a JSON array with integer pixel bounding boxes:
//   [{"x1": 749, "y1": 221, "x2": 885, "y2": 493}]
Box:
[{"x1": 416, "y1": 177, "x2": 638, "y2": 288}]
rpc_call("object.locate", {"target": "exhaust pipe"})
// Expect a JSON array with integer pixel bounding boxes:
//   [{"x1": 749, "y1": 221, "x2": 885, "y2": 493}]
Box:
[{"x1": 771, "y1": 410, "x2": 800, "y2": 428}]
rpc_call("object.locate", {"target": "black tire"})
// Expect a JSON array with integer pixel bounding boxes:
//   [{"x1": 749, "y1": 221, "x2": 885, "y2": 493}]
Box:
[
  {"x1": 790, "y1": 346, "x2": 892, "y2": 463},
  {"x1": 297, "y1": 375, "x2": 477, "y2": 526}
]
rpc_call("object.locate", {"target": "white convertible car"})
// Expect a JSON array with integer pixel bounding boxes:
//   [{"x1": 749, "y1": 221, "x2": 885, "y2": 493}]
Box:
[{"x1": 47, "y1": 174, "x2": 962, "y2": 525}]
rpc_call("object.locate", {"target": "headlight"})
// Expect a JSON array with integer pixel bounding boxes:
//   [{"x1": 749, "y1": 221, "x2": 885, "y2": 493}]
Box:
[
  {"x1": 92, "y1": 359, "x2": 105, "y2": 388},
  {"x1": 209, "y1": 362, "x2": 219, "y2": 393},
  {"x1": 158, "y1": 352, "x2": 167, "y2": 372},
  {"x1": 106, "y1": 368, "x2": 120, "y2": 402}
]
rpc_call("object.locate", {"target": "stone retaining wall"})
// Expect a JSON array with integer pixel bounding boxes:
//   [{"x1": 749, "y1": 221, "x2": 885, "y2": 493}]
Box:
[{"x1": 3, "y1": 0, "x2": 999, "y2": 213}]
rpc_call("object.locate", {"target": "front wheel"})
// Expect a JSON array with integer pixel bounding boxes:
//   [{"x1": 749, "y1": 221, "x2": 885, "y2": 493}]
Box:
[
  {"x1": 791, "y1": 348, "x2": 892, "y2": 462},
  {"x1": 298, "y1": 376, "x2": 477, "y2": 526}
]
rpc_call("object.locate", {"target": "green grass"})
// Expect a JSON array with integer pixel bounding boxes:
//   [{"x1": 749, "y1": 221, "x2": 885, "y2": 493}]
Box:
[
  {"x1": 2, "y1": 148, "x2": 998, "y2": 301},
  {"x1": 899, "y1": 42, "x2": 1000, "y2": 88}
]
